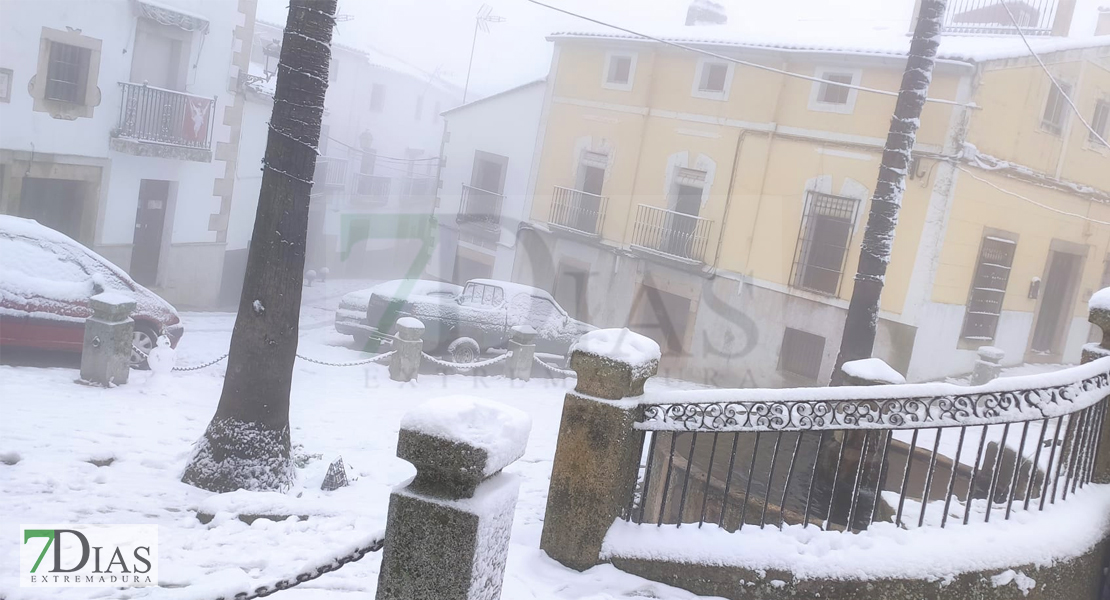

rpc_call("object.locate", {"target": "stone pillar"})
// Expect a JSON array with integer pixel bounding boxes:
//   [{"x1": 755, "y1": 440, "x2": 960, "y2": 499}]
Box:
[
  {"x1": 504, "y1": 325, "x2": 536, "y2": 381},
  {"x1": 79, "y1": 292, "x2": 137, "y2": 386},
  {"x1": 390, "y1": 317, "x2": 424, "y2": 383},
  {"x1": 376, "y1": 396, "x2": 531, "y2": 600},
  {"x1": 970, "y1": 346, "x2": 1005, "y2": 385},
  {"x1": 540, "y1": 329, "x2": 659, "y2": 571},
  {"x1": 1083, "y1": 301, "x2": 1110, "y2": 484}
]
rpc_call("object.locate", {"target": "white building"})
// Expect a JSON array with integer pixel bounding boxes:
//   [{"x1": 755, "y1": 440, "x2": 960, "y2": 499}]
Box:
[
  {"x1": 222, "y1": 20, "x2": 462, "y2": 303},
  {"x1": 427, "y1": 79, "x2": 546, "y2": 287},
  {"x1": 0, "y1": 0, "x2": 258, "y2": 309}
]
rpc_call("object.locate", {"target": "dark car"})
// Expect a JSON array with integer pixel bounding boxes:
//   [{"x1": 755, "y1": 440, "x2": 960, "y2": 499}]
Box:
[
  {"x1": 339, "y1": 277, "x2": 594, "y2": 362},
  {"x1": 0, "y1": 215, "x2": 183, "y2": 367}
]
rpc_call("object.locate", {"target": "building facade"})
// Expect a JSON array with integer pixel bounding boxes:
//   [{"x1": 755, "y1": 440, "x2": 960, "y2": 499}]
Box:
[
  {"x1": 428, "y1": 79, "x2": 546, "y2": 286},
  {"x1": 222, "y1": 20, "x2": 462, "y2": 304},
  {"x1": 508, "y1": 6, "x2": 1110, "y2": 387},
  {"x1": 0, "y1": 0, "x2": 257, "y2": 308}
]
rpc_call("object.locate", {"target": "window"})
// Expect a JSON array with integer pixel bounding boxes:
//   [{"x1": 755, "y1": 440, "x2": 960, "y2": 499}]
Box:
[
  {"x1": 414, "y1": 94, "x2": 424, "y2": 120},
  {"x1": 460, "y1": 282, "x2": 504, "y2": 307},
  {"x1": 791, "y1": 191, "x2": 861, "y2": 295},
  {"x1": 370, "y1": 83, "x2": 386, "y2": 112},
  {"x1": 1042, "y1": 81, "x2": 1073, "y2": 135},
  {"x1": 779, "y1": 328, "x2": 825, "y2": 380},
  {"x1": 960, "y1": 234, "x2": 1017, "y2": 343},
  {"x1": 818, "y1": 73, "x2": 853, "y2": 105},
  {"x1": 602, "y1": 52, "x2": 636, "y2": 91},
  {"x1": 691, "y1": 58, "x2": 733, "y2": 100},
  {"x1": 1089, "y1": 100, "x2": 1109, "y2": 147},
  {"x1": 45, "y1": 41, "x2": 91, "y2": 104}
]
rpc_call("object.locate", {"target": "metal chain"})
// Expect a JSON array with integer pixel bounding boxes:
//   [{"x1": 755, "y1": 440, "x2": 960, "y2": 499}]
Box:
[
  {"x1": 131, "y1": 345, "x2": 229, "y2": 372},
  {"x1": 420, "y1": 352, "x2": 510, "y2": 371},
  {"x1": 295, "y1": 351, "x2": 394, "y2": 367},
  {"x1": 213, "y1": 535, "x2": 385, "y2": 600},
  {"x1": 533, "y1": 355, "x2": 576, "y2": 377}
]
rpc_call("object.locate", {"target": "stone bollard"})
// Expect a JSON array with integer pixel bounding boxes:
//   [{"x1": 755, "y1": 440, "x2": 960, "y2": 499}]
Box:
[
  {"x1": 505, "y1": 325, "x2": 536, "y2": 381},
  {"x1": 390, "y1": 317, "x2": 424, "y2": 383},
  {"x1": 376, "y1": 396, "x2": 531, "y2": 600},
  {"x1": 970, "y1": 346, "x2": 1005, "y2": 385},
  {"x1": 540, "y1": 328, "x2": 659, "y2": 571},
  {"x1": 1083, "y1": 293, "x2": 1110, "y2": 484},
  {"x1": 79, "y1": 292, "x2": 137, "y2": 386}
]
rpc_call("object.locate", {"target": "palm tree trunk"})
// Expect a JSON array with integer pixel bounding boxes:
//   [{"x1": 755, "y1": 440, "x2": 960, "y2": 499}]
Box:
[
  {"x1": 832, "y1": 0, "x2": 948, "y2": 382},
  {"x1": 182, "y1": 0, "x2": 337, "y2": 492}
]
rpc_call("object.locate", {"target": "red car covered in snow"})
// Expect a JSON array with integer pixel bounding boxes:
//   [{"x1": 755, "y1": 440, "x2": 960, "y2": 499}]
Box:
[{"x1": 0, "y1": 215, "x2": 183, "y2": 367}]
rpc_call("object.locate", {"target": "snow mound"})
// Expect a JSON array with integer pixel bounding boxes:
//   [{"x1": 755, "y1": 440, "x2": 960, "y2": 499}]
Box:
[
  {"x1": 91, "y1": 291, "x2": 136, "y2": 306},
  {"x1": 401, "y1": 396, "x2": 532, "y2": 476},
  {"x1": 396, "y1": 316, "x2": 425, "y2": 330},
  {"x1": 841, "y1": 358, "x2": 906, "y2": 384},
  {"x1": 976, "y1": 346, "x2": 1005, "y2": 362},
  {"x1": 197, "y1": 490, "x2": 341, "y2": 519},
  {"x1": 571, "y1": 328, "x2": 661, "y2": 366},
  {"x1": 1089, "y1": 287, "x2": 1110, "y2": 312}
]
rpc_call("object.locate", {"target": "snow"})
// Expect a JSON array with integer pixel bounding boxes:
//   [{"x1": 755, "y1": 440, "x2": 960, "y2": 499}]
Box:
[
  {"x1": 841, "y1": 357, "x2": 906, "y2": 384},
  {"x1": 91, "y1": 291, "x2": 135, "y2": 306},
  {"x1": 395, "y1": 316, "x2": 424, "y2": 330},
  {"x1": 252, "y1": 299, "x2": 264, "y2": 314},
  {"x1": 1089, "y1": 287, "x2": 1110, "y2": 311},
  {"x1": 571, "y1": 328, "x2": 662, "y2": 367},
  {"x1": 602, "y1": 484, "x2": 1110, "y2": 582},
  {"x1": 991, "y1": 569, "x2": 1037, "y2": 595},
  {"x1": 400, "y1": 396, "x2": 532, "y2": 476},
  {"x1": 977, "y1": 345, "x2": 1006, "y2": 362},
  {"x1": 0, "y1": 288, "x2": 712, "y2": 600}
]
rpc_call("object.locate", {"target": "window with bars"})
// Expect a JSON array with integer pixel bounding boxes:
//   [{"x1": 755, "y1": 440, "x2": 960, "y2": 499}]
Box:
[
  {"x1": 1089, "y1": 100, "x2": 1109, "y2": 146},
  {"x1": 791, "y1": 191, "x2": 861, "y2": 296},
  {"x1": 960, "y1": 234, "x2": 1017, "y2": 342},
  {"x1": 1041, "y1": 81, "x2": 1073, "y2": 135},
  {"x1": 44, "y1": 41, "x2": 91, "y2": 104},
  {"x1": 817, "y1": 73, "x2": 853, "y2": 105},
  {"x1": 779, "y1": 327, "x2": 825, "y2": 380}
]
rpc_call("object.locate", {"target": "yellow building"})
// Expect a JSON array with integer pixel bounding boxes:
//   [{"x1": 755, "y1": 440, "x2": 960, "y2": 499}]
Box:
[{"x1": 511, "y1": 13, "x2": 1110, "y2": 386}]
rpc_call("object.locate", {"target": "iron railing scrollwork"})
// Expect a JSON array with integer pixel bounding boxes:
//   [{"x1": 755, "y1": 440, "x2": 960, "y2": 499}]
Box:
[{"x1": 116, "y1": 82, "x2": 215, "y2": 150}]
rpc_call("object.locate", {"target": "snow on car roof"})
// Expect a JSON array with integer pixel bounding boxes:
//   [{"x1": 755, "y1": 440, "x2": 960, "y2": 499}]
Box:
[
  {"x1": 466, "y1": 279, "x2": 556, "y2": 303},
  {"x1": 0, "y1": 215, "x2": 141, "y2": 292}
]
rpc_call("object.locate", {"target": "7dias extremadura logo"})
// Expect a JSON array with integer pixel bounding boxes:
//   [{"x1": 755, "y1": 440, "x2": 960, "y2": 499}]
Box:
[{"x1": 20, "y1": 525, "x2": 158, "y2": 587}]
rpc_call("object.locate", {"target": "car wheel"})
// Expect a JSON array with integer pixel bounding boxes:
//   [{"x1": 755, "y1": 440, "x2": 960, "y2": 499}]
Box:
[
  {"x1": 131, "y1": 324, "x2": 158, "y2": 370},
  {"x1": 447, "y1": 337, "x2": 480, "y2": 364}
]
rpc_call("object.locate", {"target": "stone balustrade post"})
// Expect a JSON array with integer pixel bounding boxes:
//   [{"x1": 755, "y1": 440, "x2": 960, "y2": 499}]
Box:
[
  {"x1": 505, "y1": 325, "x2": 536, "y2": 381},
  {"x1": 970, "y1": 346, "x2": 1005, "y2": 385},
  {"x1": 376, "y1": 396, "x2": 531, "y2": 600},
  {"x1": 540, "y1": 328, "x2": 660, "y2": 571},
  {"x1": 390, "y1": 317, "x2": 424, "y2": 383},
  {"x1": 80, "y1": 292, "x2": 137, "y2": 386},
  {"x1": 1082, "y1": 297, "x2": 1110, "y2": 484}
]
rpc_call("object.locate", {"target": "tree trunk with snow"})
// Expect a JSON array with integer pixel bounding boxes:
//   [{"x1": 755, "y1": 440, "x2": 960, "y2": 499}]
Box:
[
  {"x1": 181, "y1": 0, "x2": 336, "y2": 492},
  {"x1": 831, "y1": 0, "x2": 947, "y2": 383},
  {"x1": 816, "y1": 0, "x2": 947, "y2": 530}
]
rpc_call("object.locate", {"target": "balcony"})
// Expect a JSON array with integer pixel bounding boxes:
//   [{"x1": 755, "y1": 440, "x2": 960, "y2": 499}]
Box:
[
  {"x1": 940, "y1": 0, "x2": 1066, "y2": 36},
  {"x1": 548, "y1": 185, "x2": 607, "y2": 236},
  {"x1": 354, "y1": 173, "x2": 391, "y2": 205},
  {"x1": 315, "y1": 157, "x2": 349, "y2": 190},
  {"x1": 111, "y1": 82, "x2": 214, "y2": 162},
  {"x1": 456, "y1": 183, "x2": 503, "y2": 234},
  {"x1": 630, "y1": 203, "x2": 712, "y2": 264}
]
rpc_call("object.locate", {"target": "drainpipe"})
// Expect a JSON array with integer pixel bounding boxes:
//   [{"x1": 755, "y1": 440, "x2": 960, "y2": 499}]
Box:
[{"x1": 709, "y1": 128, "x2": 752, "y2": 270}]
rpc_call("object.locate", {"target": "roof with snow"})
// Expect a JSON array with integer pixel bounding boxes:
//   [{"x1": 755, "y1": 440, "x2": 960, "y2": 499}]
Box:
[
  {"x1": 548, "y1": 25, "x2": 1110, "y2": 65},
  {"x1": 441, "y1": 79, "x2": 546, "y2": 116}
]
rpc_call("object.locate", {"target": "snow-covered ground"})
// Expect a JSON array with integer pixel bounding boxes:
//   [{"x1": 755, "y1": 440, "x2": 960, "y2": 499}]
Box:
[{"x1": 0, "y1": 280, "x2": 716, "y2": 600}]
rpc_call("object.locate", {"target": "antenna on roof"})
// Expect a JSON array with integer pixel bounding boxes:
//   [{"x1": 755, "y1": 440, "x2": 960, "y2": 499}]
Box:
[{"x1": 464, "y1": 4, "x2": 506, "y2": 102}]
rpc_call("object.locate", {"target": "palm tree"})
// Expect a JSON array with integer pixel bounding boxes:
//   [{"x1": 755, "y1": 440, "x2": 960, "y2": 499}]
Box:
[{"x1": 182, "y1": 0, "x2": 337, "y2": 492}]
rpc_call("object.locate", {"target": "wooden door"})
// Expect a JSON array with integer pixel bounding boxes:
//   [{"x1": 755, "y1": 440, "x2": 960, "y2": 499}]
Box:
[{"x1": 130, "y1": 180, "x2": 170, "y2": 286}]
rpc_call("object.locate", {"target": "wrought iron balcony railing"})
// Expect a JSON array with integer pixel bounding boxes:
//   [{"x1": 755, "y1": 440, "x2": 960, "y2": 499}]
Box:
[
  {"x1": 355, "y1": 173, "x2": 391, "y2": 204},
  {"x1": 315, "y1": 157, "x2": 349, "y2": 189},
  {"x1": 630, "y1": 203, "x2": 713, "y2": 263},
  {"x1": 456, "y1": 184, "x2": 503, "y2": 232},
  {"x1": 549, "y1": 185, "x2": 608, "y2": 236},
  {"x1": 115, "y1": 82, "x2": 214, "y2": 150},
  {"x1": 941, "y1": 0, "x2": 1063, "y2": 36}
]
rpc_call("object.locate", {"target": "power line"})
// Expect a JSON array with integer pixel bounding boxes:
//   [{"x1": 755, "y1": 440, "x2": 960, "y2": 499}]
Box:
[
  {"x1": 324, "y1": 134, "x2": 440, "y2": 161},
  {"x1": 957, "y1": 166, "x2": 1110, "y2": 225},
  {"x1": 522, "y1": 0, "x2": 976, "y2": 108},
  {"x1": 1002, "y1": 2, "x2": 1109, "y2": 147}
]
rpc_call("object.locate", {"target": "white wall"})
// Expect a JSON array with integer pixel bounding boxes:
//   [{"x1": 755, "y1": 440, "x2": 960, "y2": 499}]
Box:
[{"x1": 430, "y1": 81, "x2": 546, "y2": 282}]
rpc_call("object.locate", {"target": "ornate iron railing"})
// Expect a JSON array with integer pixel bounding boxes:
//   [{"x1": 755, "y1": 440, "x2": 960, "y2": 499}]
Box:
[
  {"x1": 942, "y1": 0, "x2": 1061, "y2": 36},
  {"x1": 630, "y1": 204, "x2": 713, "y2": 263},
  {"x1": 625, "y1": 358, "x2": 1110, "y2": 532},
  {"x1": 115, "y1": 82, "x2": 214, "y2": 150},
  {"x1": 456, "y1": 183, "x2": 503, "y2": 231},
  {"x1": 549, "y1": 185, "x2": 607, "y2": 236},
  {"x1": 355, "y1": 174, "x2": 391, "y2": 204}
]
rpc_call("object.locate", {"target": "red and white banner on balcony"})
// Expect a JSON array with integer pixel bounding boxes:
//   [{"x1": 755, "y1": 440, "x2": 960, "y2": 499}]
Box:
[{"x1": 181, "y1": 96, "x2": 212, "y2": 144}]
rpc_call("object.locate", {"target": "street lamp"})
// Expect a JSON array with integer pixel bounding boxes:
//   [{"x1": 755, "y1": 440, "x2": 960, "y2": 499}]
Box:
[
  {"x1": 262, "y1": 40, "x2": 281, "y2": 79},
  {"x1": 463, "y1": 4, "x2": 505, "y2": 103}
]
